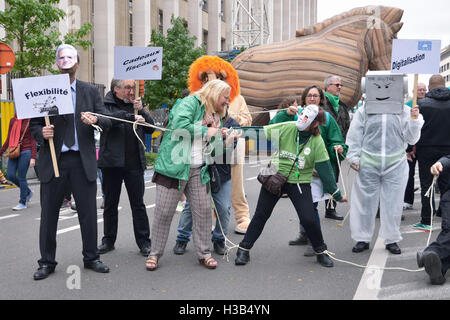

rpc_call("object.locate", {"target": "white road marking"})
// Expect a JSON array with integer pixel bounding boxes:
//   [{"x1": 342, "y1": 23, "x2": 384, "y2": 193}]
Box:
[
  {"x1": 0, "y1": 214, "x2": 20, "y2": 221},
  {"x1": 57, "y1": 218, "x2": 104, "y2": 235},
  {"x1": 353, "y1": 237, "x2": 388, "y2": 300},
  {"x1": 246, "y1": 176, "x2": 258, "y2": 181}
]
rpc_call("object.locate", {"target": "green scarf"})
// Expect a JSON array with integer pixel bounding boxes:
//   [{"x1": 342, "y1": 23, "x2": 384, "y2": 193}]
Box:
[{"x1": 325, "y1": 92, "x2": 340, "y2": 115}]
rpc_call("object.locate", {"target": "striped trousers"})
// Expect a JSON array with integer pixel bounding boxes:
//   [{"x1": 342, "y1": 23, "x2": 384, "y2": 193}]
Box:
[{"x1": 149, "y1": 167, "x2": 212, "y2": 261}]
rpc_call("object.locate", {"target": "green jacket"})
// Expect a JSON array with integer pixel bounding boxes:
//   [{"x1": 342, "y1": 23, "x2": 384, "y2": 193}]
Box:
[
  {"x1": 269, "y1": 109, "x2": 348, "y2": 177},
  {"x1": 154, "y1": 95, "x2": 219, "y2": 185}
]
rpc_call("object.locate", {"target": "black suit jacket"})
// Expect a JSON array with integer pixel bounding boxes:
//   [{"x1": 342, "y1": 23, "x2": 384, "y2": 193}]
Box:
[{"x1": 30, "y1": 80, "x2": 111, "y2": 183}]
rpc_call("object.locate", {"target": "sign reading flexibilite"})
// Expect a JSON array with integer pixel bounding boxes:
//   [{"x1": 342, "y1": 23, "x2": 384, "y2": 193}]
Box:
[
  {"x1": 12, "y1": 74, "x2": 73, "y2": 120},
  {"x1": 114, "y1": 46, "x2": 163, "y2": 80}
]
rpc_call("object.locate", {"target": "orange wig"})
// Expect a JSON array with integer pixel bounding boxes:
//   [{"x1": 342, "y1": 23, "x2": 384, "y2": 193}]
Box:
[{"x1": 188, "y1": 56, "x2": 240, "y2": 103}]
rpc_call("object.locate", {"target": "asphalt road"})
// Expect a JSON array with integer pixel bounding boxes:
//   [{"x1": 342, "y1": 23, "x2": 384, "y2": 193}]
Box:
[{"x1": 0, "y1": 158, "x2": 446, "y2": 303}]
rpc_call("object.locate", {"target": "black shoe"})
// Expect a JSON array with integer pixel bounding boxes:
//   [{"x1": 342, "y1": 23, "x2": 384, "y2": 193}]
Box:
[
  {"x1": 84, "y1": 260, "x2": 110, "y2": 273},
  {"x1": 213, "y1": 241, "x2": 226, "y2": 255},
  {"x1": 173, "y1": 241, "x2": 187, "y2": 255},
  {"x1": 385, "y1": 243, "x2": 401, "y2": 255},
  {"x1": 235, "y1": 248, "x2": 250, "y2": 265},
  {"x1": 419, "y1": 251, "x2": 446, "y2": 285},
  {"x1": 139, "y1": 244, "x2": 151, "y2": 257},
  {"x1": 97, "y1": 243, "x2": 115, "y2": 255},
  {"x1": 352, "y1": 242, "x2": 369, "y2": 253},
  {"x1": 304, "y1": 246, "x2": 315, "y2": 257},
  {"x1": 288, "y1": 232, "x2": 309, "y2": 246},
  {"x1": 33, "y1": 265, "x2": 55, "y2": 281},
  {"x1": 100, "y1": 199, "x2": 104, "y2": 209},
  {"x1": 316, "y1": 253, "x2": 334, "y2": 267},
  {"x1": 325, "y1": 209, "x2": 344, "y2": 221}
]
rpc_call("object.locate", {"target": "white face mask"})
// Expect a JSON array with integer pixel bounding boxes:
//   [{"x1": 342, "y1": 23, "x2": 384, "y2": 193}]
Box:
[
  {"x1": 56, "y1": 48, "x2": 78, "y2": 70},
  {"x1": 296, "y1": 104, "x2": 319, "y2": 131}
]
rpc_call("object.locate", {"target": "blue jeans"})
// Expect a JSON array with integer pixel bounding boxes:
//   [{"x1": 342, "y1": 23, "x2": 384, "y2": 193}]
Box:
[
  {"x1": 299, "y1": 202, "x2": 321, "y2": 233},
  {"x1": 176, "y1": 179, "x2": 232, "y2": 243},
  {"x1": 7, "y1": 149, "x2": 32, "y2": 205}
]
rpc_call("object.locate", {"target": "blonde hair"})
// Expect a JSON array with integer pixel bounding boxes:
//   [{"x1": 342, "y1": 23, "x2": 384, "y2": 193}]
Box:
[{"x1": 195, "y1": 79, "x2": 230, "y2": 118}]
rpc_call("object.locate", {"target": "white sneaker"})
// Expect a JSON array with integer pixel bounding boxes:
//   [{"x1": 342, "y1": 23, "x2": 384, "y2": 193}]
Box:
[
  {"x1": 403, "y1": 203, "x2": 413, "y2": 210},
  {"x1": 12, "y1": 203, "x2": 27, "y2": 211}
]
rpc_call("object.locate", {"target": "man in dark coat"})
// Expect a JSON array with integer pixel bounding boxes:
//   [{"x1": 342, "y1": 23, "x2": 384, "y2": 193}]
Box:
[
  {"x1": 321, "y1": 75, "x2": 351, "y2": 220},
  {"x1": 30, "y1": 44, "x2": 111, "y2": 280},
  {"x1": 414, "y1": 75, "x2": 450, "y2": 231},
  {"x1": 417, "y1": 155, "x2": 450, "y2": 285},
  {"x1": 96, "y1": 79, "x2": 155, "y2": 256}
]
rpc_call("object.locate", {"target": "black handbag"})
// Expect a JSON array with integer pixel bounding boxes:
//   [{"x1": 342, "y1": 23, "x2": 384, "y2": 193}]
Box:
[
  {"x1": 257, "y1": 136, "x2": 311, "y2": 196},
  {"x1": 208, "y1": 164, "x2": 221, "y2": 193}
]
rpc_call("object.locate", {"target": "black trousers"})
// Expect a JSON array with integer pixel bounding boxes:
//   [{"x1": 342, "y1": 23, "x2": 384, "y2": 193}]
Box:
[
  {"x1": 425, "y1": 190, "x2": 450, "y2": 274},
  {"x1": 101, "y1": 167, "x2": 150, "y2": 249},
  {"x1": 416, "y1": 146, "x2": 450, "y2": 225},
  {"x1": 240, "y1": 183, "x2": 327, "y2": 253},
  {"x1": 38, "y1": 151, "x2": 99, "y2": 267},
  {"x1": 404, "y1": 157, "x2": 417, "y2": 205}
]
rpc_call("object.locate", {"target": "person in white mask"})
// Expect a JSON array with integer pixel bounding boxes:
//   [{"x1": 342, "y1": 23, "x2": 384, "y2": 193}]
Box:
[
  {"x1": 346, "y1": 72, "x2": 424, "y2": 255},
  {"x1": 235, "y1": 105, "x2": 347, "y2": 268}
]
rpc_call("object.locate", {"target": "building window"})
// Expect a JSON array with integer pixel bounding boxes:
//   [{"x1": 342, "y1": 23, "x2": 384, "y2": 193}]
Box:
[
  {"x1": 201, "y1": 0, "x2": 208, "y2": 12},
  {"x1": 129, "y1": 0, "x2": 133, "y2": 46},
  {"x1": 158, "y1": 9, "x2": 163, "y2": 33},
  {"x1": 220, "y1": 0, "x2": 225, "y2": 21},
  {"x1": 203, "y1": 29, "x2": 208, "y2": 53}
]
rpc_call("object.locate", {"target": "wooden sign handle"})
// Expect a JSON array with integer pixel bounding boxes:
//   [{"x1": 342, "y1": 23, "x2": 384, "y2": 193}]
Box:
[
  {"x1": 45, "y1": 116, "x2": 60, "y2": 178},
  {"x1": 135, "y1": 80, "x2": 140, "y2": 115},
  {"x1": 412, "y1": 74, "x2": 419, "y2": 119}
]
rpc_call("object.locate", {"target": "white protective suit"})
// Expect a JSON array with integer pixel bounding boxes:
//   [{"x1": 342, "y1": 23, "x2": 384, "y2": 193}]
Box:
[{"x1": 346, "y1": 105, "x2": 424, "y2": 245}]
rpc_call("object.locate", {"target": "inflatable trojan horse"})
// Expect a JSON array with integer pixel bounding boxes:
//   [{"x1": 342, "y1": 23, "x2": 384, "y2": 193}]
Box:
[{"x1": 231, "y1": 6, "x2": 404, "y2": 125}]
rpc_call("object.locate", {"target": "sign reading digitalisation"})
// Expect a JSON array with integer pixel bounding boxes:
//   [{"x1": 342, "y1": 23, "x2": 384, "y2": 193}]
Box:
[
  {"x1": 12, "y1": 74, "x2": 73, "y2": 120},
  {"x1": 114, "y1": 46, "x2": 163, "y2": 80},
  {"x1": 391, "y1": 39, "x2": 441, "y2": 74}
]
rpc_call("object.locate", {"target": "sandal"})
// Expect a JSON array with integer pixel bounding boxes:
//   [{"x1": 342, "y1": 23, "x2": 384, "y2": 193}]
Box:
[
  {"x1": 199, "y1": 257, "x2": 217, "y2": 269},
  {"x1": 145, "y1": 257, "x2": 158, "y2": 271}
]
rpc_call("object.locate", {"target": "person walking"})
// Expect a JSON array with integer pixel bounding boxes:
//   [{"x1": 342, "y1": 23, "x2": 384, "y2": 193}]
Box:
[
  {"x1": 414, "y1": 75, "x2": 450, "y2": 231},
  {"x1": 0, "y1": 115, "x2": 37, "y2": 210}
]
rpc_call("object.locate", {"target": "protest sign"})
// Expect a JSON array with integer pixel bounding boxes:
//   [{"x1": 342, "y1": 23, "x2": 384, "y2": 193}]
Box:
[
  {"x1": 114, "y1": 46, "x2": 163, "y2": 80},
  {"x1": 12, "y1": 74, "x2": 73, "y2": 120},
  {"x1": 391, "y1": 39, "x2": 441, "y2": 75},
  {"x1": 391, "y1": 39, "x2": 441, "y2": 116},
  {"x1": 11, "y1": 74, "x2": 73, "y2": 178}
]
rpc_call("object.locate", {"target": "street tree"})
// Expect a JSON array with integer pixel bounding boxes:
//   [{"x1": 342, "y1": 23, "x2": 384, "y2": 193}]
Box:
[
  {"x1": 143, "y1": 16, "x2": 204, "y2": 110},
  {"x1": 0, "y1": 0, "x2": 92, "y2": 78}
]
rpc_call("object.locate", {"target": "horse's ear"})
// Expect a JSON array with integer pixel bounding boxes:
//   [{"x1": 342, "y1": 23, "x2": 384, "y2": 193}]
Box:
[{"x1": 390, "y1": 22, "x2": 403, "y2": 35}]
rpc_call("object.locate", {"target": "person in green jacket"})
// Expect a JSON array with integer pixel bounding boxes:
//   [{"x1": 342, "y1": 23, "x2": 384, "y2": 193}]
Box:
[
  {"x1": 270, "y1": 85, "x2": 348, "y2": 251},
  {"x1": 146, "y1": 79, "x2": 238, "y2": 271},
  {"x1": 235, "y1": 105, "x2": 347, "y2": 268}
]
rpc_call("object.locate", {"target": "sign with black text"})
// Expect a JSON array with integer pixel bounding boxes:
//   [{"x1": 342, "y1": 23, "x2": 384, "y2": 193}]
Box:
[
  {"x1": 114, "y1": 46, "x2": 163, "y2": 80},
  {"x1": 12, "y1": 74, "x2": 73, "y2": 120},
  {"x1": 391, "y1": 39, "x2": 441, "y2": 74}
]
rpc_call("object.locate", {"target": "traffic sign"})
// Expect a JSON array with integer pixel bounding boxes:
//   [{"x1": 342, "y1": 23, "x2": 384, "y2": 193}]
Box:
[{"x1": 0, "y1": 42, "x2": 15, "y2": 75}]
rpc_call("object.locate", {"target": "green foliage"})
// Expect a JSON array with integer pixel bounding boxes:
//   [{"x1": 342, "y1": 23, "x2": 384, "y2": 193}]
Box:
[
  {"x1": 0, "y1": 0, "x2": 92, "y2": 78},
  {"x1": 145, "y1": 152, "x2": 158, "y2": 167},
  {"x1": 143, "y1": 16, "x2": 204, "y2": 110}
]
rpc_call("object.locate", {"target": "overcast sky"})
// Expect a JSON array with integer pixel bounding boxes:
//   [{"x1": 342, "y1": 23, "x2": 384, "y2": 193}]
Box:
[{"x1": 317, "y1": 0, "x2": 450, "y2": 90}]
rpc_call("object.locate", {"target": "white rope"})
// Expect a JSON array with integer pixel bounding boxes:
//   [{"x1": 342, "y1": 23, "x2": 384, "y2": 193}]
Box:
[
  {"x1": 317, "y1": 250, "x2": 423, "y2": 273},
  {"x1": 210, "y1": 195, "x2": 249, "y2": 262},
  {"x1": 424, "y1": 175, "x2": 438, "y2": 247}
]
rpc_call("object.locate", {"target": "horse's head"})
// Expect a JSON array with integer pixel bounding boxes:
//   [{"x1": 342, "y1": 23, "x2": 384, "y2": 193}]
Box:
[{"x1": 364, "y1": 6, "x2": 403, "y2": 71}]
